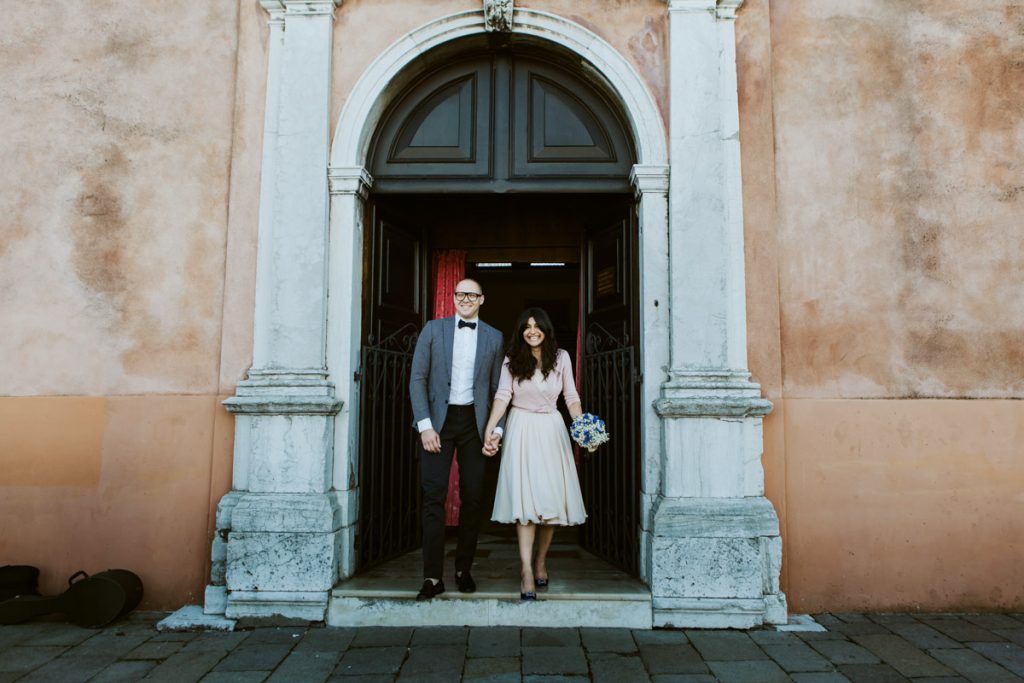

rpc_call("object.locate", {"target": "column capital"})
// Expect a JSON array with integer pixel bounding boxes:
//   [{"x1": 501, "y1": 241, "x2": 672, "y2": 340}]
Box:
[
  {"x1": 260, "y1": 0, "x2": 286, "y2": 24},
  {"x1": 270, "y1": 0, "x2": 341, "y2": 18},
  {"x1": 328, "y1": 166, "x2": 374, "y2": 199},
  {"x1": 667, "y1": 0, "x2": 743, "y2": 19},
  {"x1": 630, "y1": 164, "x2": 670, "y2": 198}
]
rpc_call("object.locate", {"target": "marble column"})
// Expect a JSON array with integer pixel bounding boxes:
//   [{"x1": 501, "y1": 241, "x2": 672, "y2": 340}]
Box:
[
  {"x1": 652, "y1": 0, "x2": 786, "y2": 627},
  {"x1": 209, "y1": 0, "x2": 344, "y2": 621}
]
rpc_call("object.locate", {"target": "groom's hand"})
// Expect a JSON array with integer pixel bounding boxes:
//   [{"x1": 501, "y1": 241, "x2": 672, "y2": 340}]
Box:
[
  {"x1": 421, "y1": 429, "x2": 441, "y2": 453},
  {"x1": 482, "y1": 432, "x2": 501, "y2": 456}
]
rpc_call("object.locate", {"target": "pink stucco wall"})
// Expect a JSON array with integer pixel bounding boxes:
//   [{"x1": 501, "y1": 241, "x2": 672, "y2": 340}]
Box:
[{"x1": 1, "y1": 0, "x2": 1020, "y2": 611}]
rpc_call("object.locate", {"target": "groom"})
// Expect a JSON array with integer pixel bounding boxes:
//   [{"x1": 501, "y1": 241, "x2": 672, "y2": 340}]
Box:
[{"x1": 409, "y1": 278, "x2": 505, "y2": 600}]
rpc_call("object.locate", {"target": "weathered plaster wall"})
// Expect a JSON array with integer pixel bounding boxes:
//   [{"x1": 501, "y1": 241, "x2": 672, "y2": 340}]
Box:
[
  {"x1": 0, "y1": 1, "x2": 241, "y2": 607},
  {"x1": 739, "y1": 0, "x2": 1024, "y2": 611}
]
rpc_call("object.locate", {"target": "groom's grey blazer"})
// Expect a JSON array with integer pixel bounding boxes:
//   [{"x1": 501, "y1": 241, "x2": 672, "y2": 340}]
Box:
[{"x1": 409, "y1": 316, "x2": 505, "y2": 440}]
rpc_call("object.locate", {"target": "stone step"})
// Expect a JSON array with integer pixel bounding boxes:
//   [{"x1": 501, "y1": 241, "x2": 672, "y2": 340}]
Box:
[{"x1": 327, "y1": 587, "x2": 652, "y2": 628}]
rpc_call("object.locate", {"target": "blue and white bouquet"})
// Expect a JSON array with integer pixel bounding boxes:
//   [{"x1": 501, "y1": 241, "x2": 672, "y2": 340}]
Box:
[{"x1": 570, "y1": 413, "x2": 610, "y2": 453}]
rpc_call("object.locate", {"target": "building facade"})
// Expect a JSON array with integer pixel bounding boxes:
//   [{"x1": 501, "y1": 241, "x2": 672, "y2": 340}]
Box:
[{"x1": 2, "y1": 0, "x2": 1021, "y2": 625}]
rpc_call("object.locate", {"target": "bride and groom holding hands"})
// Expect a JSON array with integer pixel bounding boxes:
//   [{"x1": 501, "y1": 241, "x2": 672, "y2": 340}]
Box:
[{"x1": 409, "y1": 278, "x2": 592, "y2": 601}]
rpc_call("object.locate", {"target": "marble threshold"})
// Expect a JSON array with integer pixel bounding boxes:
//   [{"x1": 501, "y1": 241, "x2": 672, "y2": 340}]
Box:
[{"x1": 328, "y1": 533, "x2": 653, "y2": 628}]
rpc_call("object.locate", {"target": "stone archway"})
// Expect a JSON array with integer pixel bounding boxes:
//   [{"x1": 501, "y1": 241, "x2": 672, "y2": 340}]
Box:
[{"x1": 205, "y1": 0, "x2": 785, "y2": 629}]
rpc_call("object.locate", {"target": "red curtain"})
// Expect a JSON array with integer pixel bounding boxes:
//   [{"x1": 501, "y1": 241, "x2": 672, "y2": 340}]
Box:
[{"x1": 433, "y1": 250, "x2": 467, "y2": 526}]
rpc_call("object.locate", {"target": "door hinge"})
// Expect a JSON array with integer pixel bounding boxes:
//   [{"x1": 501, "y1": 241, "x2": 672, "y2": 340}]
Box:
[{"x1": 354, "y1": 371, "x2": 362, "y2": 383}]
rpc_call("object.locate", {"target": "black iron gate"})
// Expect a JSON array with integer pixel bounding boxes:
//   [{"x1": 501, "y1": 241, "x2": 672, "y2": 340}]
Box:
[
  {"x1": 356, "y1": 324, "x2": 422, "y2": 570},
  {"x1": 579, "y1": 326, "x2": 641, "y2": 575}
]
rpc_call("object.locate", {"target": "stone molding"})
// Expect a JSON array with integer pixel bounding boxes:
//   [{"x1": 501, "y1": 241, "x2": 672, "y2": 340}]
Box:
[
  {"x1": 224, "y1": 369, "x2": 342, "y2": 415},
  {"x1": 630, "y1": 164, "x2": 670, "y2": 197},
  {"x1": 655, "y1": 396, "x2": 772, "y2": 418},
  {"x1": 281, "y1": 0, "x2": 342, "y2": 17},
  {"x1": 483, "y1": 0, "x2": 513, "y2": 33},
  {"x1": 331, "y1": 8, "x2": 667, "y2": 167},
  {"x1": 259, "y1": 0, "x2": 286, "y2": 26},
  {"x1": 328, "y1": 166, "x2": 374, "y2": 198},
  {"x1": 667, "y1": 0, "x2": 743, "y2": 19}
]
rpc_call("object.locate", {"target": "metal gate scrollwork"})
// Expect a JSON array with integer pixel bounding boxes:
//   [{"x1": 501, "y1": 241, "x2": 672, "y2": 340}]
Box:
[
  {"x1": 356, "y1": 323, "x2": 422, "y2": 570},
  {"x1": 579, "y1": 322, "x2": 640, "y2": 575}
]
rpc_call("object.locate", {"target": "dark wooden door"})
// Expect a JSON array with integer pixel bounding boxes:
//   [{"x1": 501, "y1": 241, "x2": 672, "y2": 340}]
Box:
[
  {"x1": 357, "y1": 204, "x2": 427, "y2": 570},
  {"x1": 579, "y1": 203, "x2": 641, "y2": 576}
]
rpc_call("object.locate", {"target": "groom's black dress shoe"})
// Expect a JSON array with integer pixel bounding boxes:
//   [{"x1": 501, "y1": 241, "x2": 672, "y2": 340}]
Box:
[
  {"x1": 416, "y1": 579, "x2": 445, "y2": 601},
  {"x1": 455, "y1": 571, "x2": 476, "y2": 593}
]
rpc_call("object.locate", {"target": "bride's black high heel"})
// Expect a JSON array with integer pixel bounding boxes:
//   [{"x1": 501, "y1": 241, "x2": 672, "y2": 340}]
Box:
[{"x1": 520, "y1": 572, "x2": 537, "y2": 601}]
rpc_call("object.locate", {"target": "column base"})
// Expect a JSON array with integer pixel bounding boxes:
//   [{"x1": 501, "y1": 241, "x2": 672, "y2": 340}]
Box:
[
  {"x1": 218, "y1": 492, "x2": 344, "y2": 621},
  {"x1": 651, "y1": 497, "x2": 786, "y2": 628}
]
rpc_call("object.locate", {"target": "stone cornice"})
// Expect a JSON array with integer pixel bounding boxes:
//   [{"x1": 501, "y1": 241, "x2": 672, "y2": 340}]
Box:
[
  {"x1": 667, "y1": 0, "x2": 743, "y2": 19},
  {"x1": 654, "y1": 396, "x2": 772, "y2": 418},
  {"x1": 630, "y1": 164, "x2": 670, "y2": 197},
  {"x1": 261, "y1": 0, "x2": 342, "y2": 18},
  {"x1": 328, "y1": 166, "x2": 374, "y2": 199}
]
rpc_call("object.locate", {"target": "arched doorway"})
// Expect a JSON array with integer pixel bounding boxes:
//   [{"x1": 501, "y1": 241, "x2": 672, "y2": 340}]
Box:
[{"x1": 355, "y1": 45, "x2": 643, "y2": 578}]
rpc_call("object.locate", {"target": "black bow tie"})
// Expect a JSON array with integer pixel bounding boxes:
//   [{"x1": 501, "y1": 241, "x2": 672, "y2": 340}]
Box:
[{"x1": 458, "y1": 320, "x2": 477, "y2": 330}]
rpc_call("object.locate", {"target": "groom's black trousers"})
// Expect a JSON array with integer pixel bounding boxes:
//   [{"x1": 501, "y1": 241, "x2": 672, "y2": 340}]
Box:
[{"x1": 420, "y1": 404, "x2": 487, "y2": 580}]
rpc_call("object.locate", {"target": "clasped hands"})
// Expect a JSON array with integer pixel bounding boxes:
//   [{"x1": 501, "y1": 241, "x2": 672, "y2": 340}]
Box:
[
  {"x1": 482, "y1": 431, "x2": 501, "y2": 457},
  {"x1": 419, "y1": 428, "x2": 501, "y2": 456}
]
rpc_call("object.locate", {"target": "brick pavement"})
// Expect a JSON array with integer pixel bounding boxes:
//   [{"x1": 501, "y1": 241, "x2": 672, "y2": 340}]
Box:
[{"x1": 1, "y1": 612, "x2": 1023, "y2": 682}]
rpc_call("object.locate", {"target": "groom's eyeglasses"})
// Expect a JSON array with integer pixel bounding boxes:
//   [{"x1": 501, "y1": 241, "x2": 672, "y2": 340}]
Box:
[{"x1": 454, "y1": 292, "x2": 482, "y2": 302}]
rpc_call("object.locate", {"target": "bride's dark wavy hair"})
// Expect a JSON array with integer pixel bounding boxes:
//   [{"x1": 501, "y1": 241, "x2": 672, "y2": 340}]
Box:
[{"x1": 506, "y1": 307, "x2": 559, "y2": 382}]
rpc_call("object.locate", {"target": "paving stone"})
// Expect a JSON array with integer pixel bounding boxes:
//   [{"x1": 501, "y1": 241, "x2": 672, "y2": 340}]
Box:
[
  {"x1": 686, "y1": 631, "x2": 766, "y2": 661},
  {"x1": 868, "y1": 614, "x2": 921, "y2": 625},
  {"x1": 333, "y1": 645, "x2": 407, "y2": 676},
  {"x1": 411, "y1": 626, "x2": 469, "y2": 646},
  {"x1": 20, "y1": 623, "x2": 97, "y2": 647},
  {"x1": 589, "y1": 651, "x2": 650, "y2": 683},
  {"x1": 634, "y1": 630, "x2": 688, "y2": 646},
  {"x1": 265, "y1": 649, "x2": 343, "y2": 683},
  {"x1": 796, "y1": 631, "x2": 849, "y2": 641},
  {"x1": 836, "y1": 663, "x2": 910, "y2": 682},
  {"x1": 213, "y1": 643, "x2": 294, "y2": 671},
  {"x1": 464, "y1": 655, "x2": 521, "y2": 682},
  {"x1": 966, "y1": 641, "x2": 1024, "y2": 676},
  {"x1": 522, "y1": 677, "x2": 588, "y2": 683},
  {"x1": 350, "y1": 626, "x2": 413, "y2": 648},
  {"x1": 242, "y1": 627, "x2": 307, "y2": 645},
  {"x1": 16, "y1": 628, "x2": 154, "y2": 683},
  {"x1": 294, "y1": 627, "x2": 356, "y2": 652},
  {"x1": 750, "y1": 631, "x2": 801, "y2": 646},
  {"x1": 929, "y1": 647, "x2": 1022, "y2": 683},
  {"x1": 400, "y1": 644, "x2": 467, "y2": 675},
  {"x1": 707, "y1": 659, "x2": 792, "y2": 683},
  {"x1": 963, "y1": 615, "x2": 1023, "y2": 630},
  {"x1": 762, "y1": 642, "x2": 834, "y2": 672},
  {"x1": 995, "y1": 630, "x2": 1024, "y2": 647},
  {"x1": 812, "y1": 614, "x2": 843, "y2": 627},
  {"x1": 150, "y1": 630, "x2": 202, "y2": 642},
  {"x1": 327, "y1": 676, "x2": 393, "y2": 683},
  {"x1": 581, "y1": 628, "x2": 637, "y2": 653},
  {"x1": 145, "y1": 648, "x2": 231, "y2": 683},
  {"x1": 885, "y1": 623, "x2": 963, "y2": 650},
  {"x1": 182, "y1": 631, "x2": 251, "y2": 652},
  {"x1": 88, "y1": 660, "x2": 158, "y2": 682},
  {"x1": 790, "y1": 674, "x2": 852, "y2": 683},
  {"x1": 522, "y1": 628, "x2": 581, "y2": 647},
  {"x1": 522, "y1": 645, "x2": 588, "y2": 675},
  {"x1": 200, "y1": 673, "x2": 270, "y2": 683},
  {"x1": 834, "y1": 614, "x2": 872, "y2": 624},
  {"x1": 852, "y1": 634, "x2": 956, "y2": 677},
  {"x1": 649, "y1": 676, "x2": 717, "y2": 683},
  {"x1": 922, "y1": 618, "x2": 1007, "y2": 643},
  {"x1": 806, "y1": 640, "x2": 879, "y2": 665},
  {"x1": 121, "y1": 639, "x2": 186, "y2": 659},
  {"x1": 0, "y1": 645, "x2": 71, "y2": 673},
  {"x1": 469, "y1": 627, "x2": 521, "y2": 658},
  {"x1": 828, "y1": 622, "x2": 893, "y2": 637},
  {"x1": 396, "y1": 673, "x2": 455, "y2": 683},
  {"x1": 910, "y1": 678, "x2": 970, "y2": 683},
  {"x1": 638, "y1": 644, "x2": 708, "y2": 675}
]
